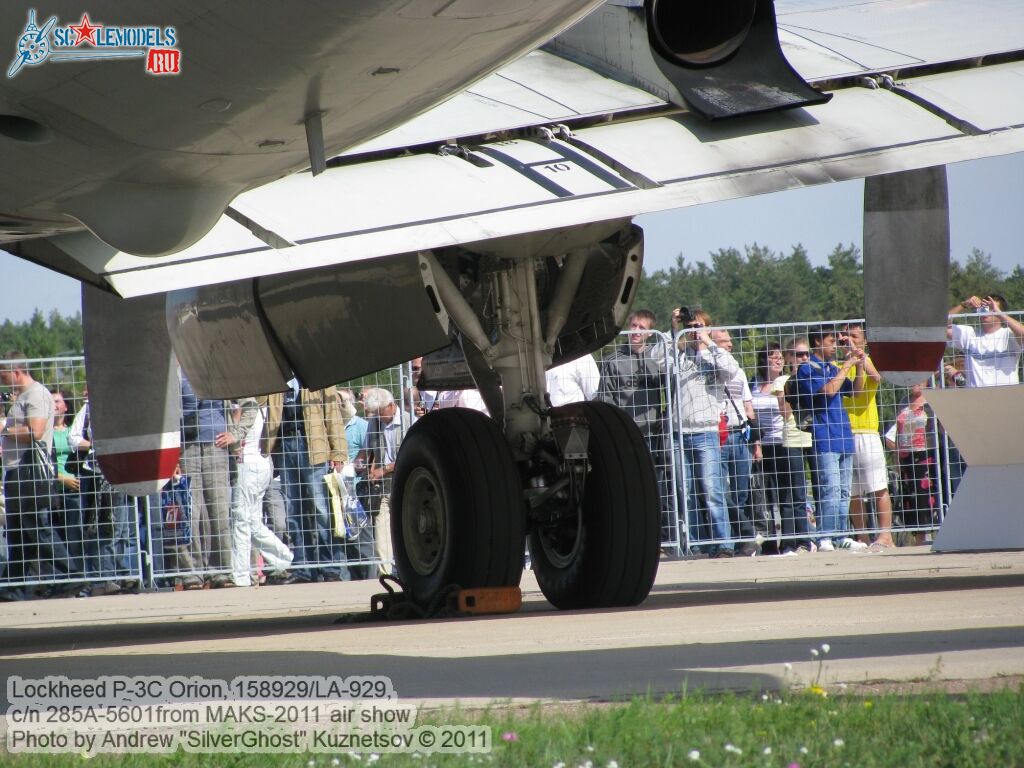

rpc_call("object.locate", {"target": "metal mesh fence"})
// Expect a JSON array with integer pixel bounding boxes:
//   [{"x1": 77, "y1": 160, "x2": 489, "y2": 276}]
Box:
[
  {"x1": 0, "y1": 356, "x2": 146, "y2": 599},
  {"x1": 1, "y1": 310, "x2": 1019, "y2": 598}
]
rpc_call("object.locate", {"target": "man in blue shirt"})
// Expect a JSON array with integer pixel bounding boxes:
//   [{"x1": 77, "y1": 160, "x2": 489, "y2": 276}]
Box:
[{"x1": 794, "y1": 329, "x2": 867, "y2": 552}]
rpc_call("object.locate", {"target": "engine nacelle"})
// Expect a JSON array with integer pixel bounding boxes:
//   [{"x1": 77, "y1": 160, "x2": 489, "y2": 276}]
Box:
[{"x1": 548, "y1": 0, "x2": 828, "y2": 120}]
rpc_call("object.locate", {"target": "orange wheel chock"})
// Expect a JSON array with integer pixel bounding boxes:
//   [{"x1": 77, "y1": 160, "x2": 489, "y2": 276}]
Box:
[{"x1": 455, "y1": 586, "x2": 522, "y2": 615}]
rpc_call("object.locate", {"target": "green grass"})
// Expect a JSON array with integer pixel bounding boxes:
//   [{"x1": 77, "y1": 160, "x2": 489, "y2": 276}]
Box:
[{"x1": 4, "y1": 686, "x2": 1023, "y2": 767}]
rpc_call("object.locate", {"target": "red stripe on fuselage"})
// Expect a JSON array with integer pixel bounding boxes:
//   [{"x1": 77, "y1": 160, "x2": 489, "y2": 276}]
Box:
[
  {"x1": 870, "y1": 341, "x2": 946, "y2": 374},
  {"x1": 98, "y1": 447, "x2": 180, "y2": 485}
]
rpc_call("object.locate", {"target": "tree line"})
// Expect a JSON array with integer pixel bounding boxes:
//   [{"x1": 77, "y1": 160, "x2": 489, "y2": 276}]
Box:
[
  {"x1": 634, "y1": 244, "x2": 1024, "y2": 330},
  {"x1": 0, "y1": 310, "x2": 83, "y2": 360},
  {"x1": 2, "y1": 244, "x2": 1023, "y2": 357}
]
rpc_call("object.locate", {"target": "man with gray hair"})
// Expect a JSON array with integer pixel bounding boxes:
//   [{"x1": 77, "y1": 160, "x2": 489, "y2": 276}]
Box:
[
  {"x1": 359, "y1": 387, "x2": 413, "y2": 575},
  {"x1": 1, "y1": 351, "x2": 71, "y2": 598}
]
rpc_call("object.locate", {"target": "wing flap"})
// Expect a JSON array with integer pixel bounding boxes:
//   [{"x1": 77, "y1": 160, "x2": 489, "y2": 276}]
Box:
[
  {"x1": 777, "y1": 0, "x2": 1024, "y2": 80},
  {"x1": 897, "y1": 62, "x2": 1024, "y2": 132}
]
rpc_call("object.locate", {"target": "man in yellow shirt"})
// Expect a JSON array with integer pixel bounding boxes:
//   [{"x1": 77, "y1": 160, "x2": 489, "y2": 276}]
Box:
[{"x1": 841, "y1": 322, "x2": 895, "y2": 549}]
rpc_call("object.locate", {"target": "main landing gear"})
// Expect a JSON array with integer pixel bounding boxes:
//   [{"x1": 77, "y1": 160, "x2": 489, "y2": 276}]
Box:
[
  {"x1": 392, "y1": 407, "x2": 524, "y2": 604},
  {"x1": 391, "y1": 227, "x2": 660, "y2": 611}
]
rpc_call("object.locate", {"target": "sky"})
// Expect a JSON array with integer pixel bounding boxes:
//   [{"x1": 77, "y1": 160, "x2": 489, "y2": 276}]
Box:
[{"x1": 2, "y1": 153, "x2": 1022, "y2": 324}]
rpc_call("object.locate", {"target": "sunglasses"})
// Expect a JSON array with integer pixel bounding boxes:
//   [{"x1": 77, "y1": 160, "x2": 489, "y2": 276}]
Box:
[{"x1": 794, "y1": 351, "x2": 810, "y2": 358}]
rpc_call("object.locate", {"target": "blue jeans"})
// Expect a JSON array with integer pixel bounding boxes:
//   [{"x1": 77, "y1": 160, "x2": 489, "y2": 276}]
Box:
[
  {"x1": 681, "y1": 431, "x2": 733, "y2": 551},
  {"x1": 81, "y1": 474, "x2": 134, "y2": 579},
  {"x1": 3, "y1": 470, "x2": 72, "y2": 582},
  {"x1": 811, "y1": 451, "x2": 853, "y2": 540},
  {"x1": 721, "y1": 431, "x2": 754, "y2": 539},
  {"x1": 0, "y1": 522, "x2": 8, "y2": 581},
  {"x1": 57, "y1": 484, "x2": 85, "y2": 578},
  {"x1": 280, "y1": 433, "x2": 347, "y2": 580}
]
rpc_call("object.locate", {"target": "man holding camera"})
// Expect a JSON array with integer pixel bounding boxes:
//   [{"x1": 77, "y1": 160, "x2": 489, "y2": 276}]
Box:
[
  {"x1": 947, "y1": 294, "x2": 1024, "y2": 387},
  {"x1": 840, "y1": 321, "x2": 894, "y2": 549},
  {"x1": 672, "y1": 308, "x2": 738, "y2": 557},
  {"x1": 794, "y1": 329, "x2": 866, "y2": 552}
]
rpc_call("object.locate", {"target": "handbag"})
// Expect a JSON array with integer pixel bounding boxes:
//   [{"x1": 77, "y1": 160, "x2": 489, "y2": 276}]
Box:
[
  {"x1": 356, "y1": 477, "x2": 385, "y2": 516},
  {"x1": 324, "y1": 469, "x2": 370, "y2": 540},
  {"x1": 749, "y1": 470, "x2": 777, "y2": 540},
  {"x1": 16, "y1": 439, "x2": 57, "y2": 510}
]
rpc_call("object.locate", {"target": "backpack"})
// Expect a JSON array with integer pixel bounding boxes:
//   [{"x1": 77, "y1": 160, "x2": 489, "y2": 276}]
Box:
[{"x1": 784, "y1": 371, "x2": 816, "y2": 431}]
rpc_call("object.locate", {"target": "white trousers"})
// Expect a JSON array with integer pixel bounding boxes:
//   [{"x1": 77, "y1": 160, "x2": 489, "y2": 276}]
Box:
[
  {"x1": 375, "y1": 497, "x2": 394, "y2": 576},
  {"x1": 231, "y1": 455, "x2": 293, "y2": 586}
]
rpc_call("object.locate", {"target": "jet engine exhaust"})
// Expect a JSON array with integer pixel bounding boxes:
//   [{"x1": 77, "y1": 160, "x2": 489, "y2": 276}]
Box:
[{"x1": 647, "y1": 0, "x2": 756, "y2": 66}]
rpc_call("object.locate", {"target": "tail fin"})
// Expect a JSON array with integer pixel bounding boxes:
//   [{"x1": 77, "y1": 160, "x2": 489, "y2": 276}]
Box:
[{"x1": 82, "y1": 285, "x2": 180, "y2": 495}]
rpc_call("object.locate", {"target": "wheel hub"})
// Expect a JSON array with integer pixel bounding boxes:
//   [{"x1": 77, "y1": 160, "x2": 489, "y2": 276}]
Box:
[
  {"x1": 402, "y1": 466, "x2": 446, "y2": 576},
  {"x1": 537, "y1": 489, "x2": 584, "y2": 569}
]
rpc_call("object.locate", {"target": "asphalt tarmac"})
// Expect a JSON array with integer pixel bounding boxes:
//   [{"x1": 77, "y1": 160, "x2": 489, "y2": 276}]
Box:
[{"x1": 2, "y1": 546, "x2": 1022, "y2": 710}]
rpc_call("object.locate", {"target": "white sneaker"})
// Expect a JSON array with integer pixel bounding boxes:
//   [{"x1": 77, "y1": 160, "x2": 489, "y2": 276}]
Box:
[
  {"x1": 818, "y1": 539, "x2": 835, "y2": 552},
  {"x1": 837, "y1": 537, "x2": 868, "y2": 551}
]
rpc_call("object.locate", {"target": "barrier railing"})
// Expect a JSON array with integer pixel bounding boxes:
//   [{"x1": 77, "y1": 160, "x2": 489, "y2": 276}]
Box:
[{"x1": 1, "y1": 310, "x2": 1019, "y2": 597}]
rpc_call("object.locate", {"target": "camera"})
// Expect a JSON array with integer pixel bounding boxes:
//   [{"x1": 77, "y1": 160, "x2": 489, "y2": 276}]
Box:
[
  {"x1": 0, "y1": 391, "x2": 12, "y2": 404},
  {"x1": 677, "y1": 306, "x2": 693, "y2": 325}
]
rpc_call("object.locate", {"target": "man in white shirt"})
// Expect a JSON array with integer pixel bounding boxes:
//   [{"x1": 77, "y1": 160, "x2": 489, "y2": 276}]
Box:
[
  {"x1": 361, "y1": 388, "x2": 415, "y2": 575},
  {"x1": 947, "y1": 294, "x2": 1024, "y2": 386},
  {"x1": 218, "y1": 397, "x2": 293, "y2": 587},
  {"x1": 545, "y1": 354, "x2": 599, "y2": 407}
]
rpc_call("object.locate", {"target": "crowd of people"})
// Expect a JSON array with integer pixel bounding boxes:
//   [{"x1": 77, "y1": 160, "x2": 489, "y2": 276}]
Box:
[
  {"x1": 597, "y1": 294, "x2": 1022, "y2": 557},
  {"x1": 1, "y1": 293, "x2": 1020, "y2": 599}
]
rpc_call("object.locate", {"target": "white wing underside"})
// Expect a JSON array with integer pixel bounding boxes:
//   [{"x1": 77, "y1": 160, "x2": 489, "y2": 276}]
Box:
[{"x1": 51, "y1": 0, "x2": 1024, "y2": 297}]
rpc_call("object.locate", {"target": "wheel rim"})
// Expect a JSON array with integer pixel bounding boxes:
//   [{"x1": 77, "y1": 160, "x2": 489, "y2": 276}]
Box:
[
  {"x1": 402, "y1": 466, "x2": 447, "y2": 576},
  {"x1": 537, "y1": 502, "x2": 583, "y2": 569}
]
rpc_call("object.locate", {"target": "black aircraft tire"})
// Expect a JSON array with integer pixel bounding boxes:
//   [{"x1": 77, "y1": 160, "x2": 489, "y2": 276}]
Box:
[
  {"x1": 528, "y1": 401, "x2": 660, "y2": 610},
  {"x1": 391, "y1": 407, "x2": 525, "y2": 606}
]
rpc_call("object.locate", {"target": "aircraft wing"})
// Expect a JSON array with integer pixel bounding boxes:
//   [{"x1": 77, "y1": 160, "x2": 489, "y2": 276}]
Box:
[{"x1": 20, "y1": 0, "x2": 1024, "y2": 299}]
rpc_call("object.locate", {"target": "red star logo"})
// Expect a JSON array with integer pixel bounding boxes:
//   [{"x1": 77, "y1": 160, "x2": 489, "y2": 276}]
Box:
[{"x1": 69, "y1": 13, "x2": 99, "y2": 46}]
